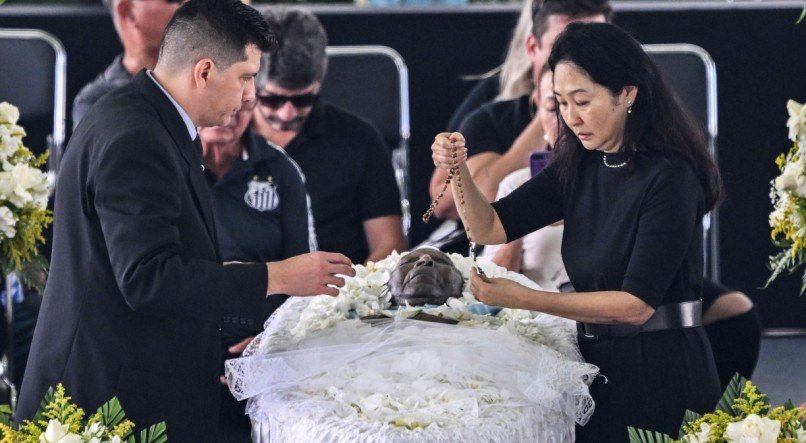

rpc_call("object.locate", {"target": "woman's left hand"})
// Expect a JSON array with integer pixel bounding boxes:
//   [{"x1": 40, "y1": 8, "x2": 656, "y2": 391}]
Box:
[{"x1": 470, "y1": 268, "x2": 524, "y2": 308}]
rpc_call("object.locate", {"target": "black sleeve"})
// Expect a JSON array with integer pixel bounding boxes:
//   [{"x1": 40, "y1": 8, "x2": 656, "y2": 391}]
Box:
[
  {"x1": 280, "y1": 156, "x2": 314, "y2": 258},
  {"x1": 94, "y1": 131, "x2": 267, "y2": 322},
  {"x1": 491, "y1": 163, "x2": 564, "y2": 243},
  {"x1": 459, "y1": 106, "x2": 505, "y2": 158},
  {"x1": 702, "y1": 278, "x2": 731, "y2": 311},
  {"x1": 621, "y1": 166, "x2": 703, "y2": 308},
  {"x1": 446, "y1": 76, "x2": 500, "y2": 132},
  {"x1": 358, "y1": 125, "x2": 403, "y2": 221}
]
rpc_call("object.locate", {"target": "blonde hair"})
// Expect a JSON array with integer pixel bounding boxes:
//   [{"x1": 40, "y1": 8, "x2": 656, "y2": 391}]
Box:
[{"x1": 496, "y1": 0, "x2": 535, "y2": 101}]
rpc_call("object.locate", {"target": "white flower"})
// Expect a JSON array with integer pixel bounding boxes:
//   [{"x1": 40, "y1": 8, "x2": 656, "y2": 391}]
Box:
[
  {"x1": 684, "y1": 423, "x2": 711, "y2": 443},
  {"x1": 0, "y1": 102, "x2": 20, "y2": 125},
  {"x1": 106, "y1": 436, "x2": 122, "y2": 443},
  {"x1": 0, "y1": 206, "x2": 17, "y2": 239},
  {"x1": 82, "y1": 421, "x2": 106, "y2": 438},
  {"x1": 775, "y1": 158, "x2": 802, "y2": 191},
  {"x1": 724, "y1": 414, "x2": 780, "y2": 443},
  {"x1": 788, "y1": 100, "x2": 806, "y2": 142},
  {"x1": 39, "y1": 419, "x2": 82, "y2": 443},
  {"x1": 0, "y1": 125, "x2": 23, "y2": 160},
  {"x1": 7, "y1": 162, "x2": 49, "y2": 208},
  {"x1": 796, "y1": 426, "x2": 806, "y2": 443}
]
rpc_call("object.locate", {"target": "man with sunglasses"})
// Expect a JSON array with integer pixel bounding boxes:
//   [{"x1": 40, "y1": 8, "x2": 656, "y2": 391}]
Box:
[
  {"x1": 252, "y1": 8, "x2": 406, "y2": 265},
  {"x1": 72, "y1": 0, "x2": 186, "y2": 129}
]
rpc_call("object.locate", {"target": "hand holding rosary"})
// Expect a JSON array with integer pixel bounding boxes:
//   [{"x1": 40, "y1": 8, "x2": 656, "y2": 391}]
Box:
[{"x1": 424, "y1": 133, "x2": 487, "y2": 278}]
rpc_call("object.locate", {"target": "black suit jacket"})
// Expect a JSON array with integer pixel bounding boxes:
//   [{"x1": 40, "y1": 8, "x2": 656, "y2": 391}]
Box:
[{"x1": 17, "y1": 71, "x2": 268, "y2": 441}]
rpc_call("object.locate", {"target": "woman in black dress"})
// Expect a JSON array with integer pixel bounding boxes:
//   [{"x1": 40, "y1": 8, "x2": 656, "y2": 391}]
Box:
[{"x1": 431, "y1": 22, "x2": 722, "y2": 441}]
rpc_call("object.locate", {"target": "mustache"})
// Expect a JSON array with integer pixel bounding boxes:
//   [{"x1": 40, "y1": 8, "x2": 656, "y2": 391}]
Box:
[{"x1": 267, "y1": 115, "x2": 305, "y2": 130}]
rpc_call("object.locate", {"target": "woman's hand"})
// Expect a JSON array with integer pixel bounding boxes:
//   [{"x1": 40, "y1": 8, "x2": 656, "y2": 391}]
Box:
[
  {"x1": 431, "y1": 132, "x2": 468, "y2": 170},
  {"x1": 470, "y1": 267, "x2": 526, "y2": 308}
]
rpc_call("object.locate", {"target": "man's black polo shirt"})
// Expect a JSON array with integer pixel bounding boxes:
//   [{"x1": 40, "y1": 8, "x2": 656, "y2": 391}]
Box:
[{"x1": 284, "y1": 101, "x2": 401, "y2": 264}]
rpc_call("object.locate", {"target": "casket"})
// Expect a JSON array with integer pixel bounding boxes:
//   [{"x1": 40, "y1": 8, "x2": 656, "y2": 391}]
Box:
[{"x1": 226, "y1": 252, "x2": 598, "y2": 442}]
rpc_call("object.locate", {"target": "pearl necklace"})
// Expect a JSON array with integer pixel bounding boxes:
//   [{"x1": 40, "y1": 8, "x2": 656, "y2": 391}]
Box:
[{"x1": 602, "y1": 153, "x2": 627, "y2": 168}]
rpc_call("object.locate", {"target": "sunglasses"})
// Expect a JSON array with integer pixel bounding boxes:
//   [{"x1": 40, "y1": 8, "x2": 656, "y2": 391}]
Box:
[{"x1": 256, "y1": 93, "x2": 319, "y2": 109}]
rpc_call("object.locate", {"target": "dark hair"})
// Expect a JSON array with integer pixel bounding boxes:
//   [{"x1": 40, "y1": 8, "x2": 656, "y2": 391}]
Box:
[
  {"x1": 531, "y1": 0, "x2": 613, "y2": 43},
  {"x1": 256, "y1": 8, "x2": 328, "y2": 91},
  {"x1": 547, "y1": 22, "x2": 722, "y2": 211},
  {"x1": 158, "y1": 0, "x2": 276, "y2": 72}
]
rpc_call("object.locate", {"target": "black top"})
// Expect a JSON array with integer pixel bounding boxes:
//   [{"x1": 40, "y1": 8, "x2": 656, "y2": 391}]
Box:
[
  {"x1": 460, "y1": 94, "x2": 532, "y2": 158},
  {"x1": 72, "y1": 54, "x2": 132, "y2": 130},
  {"x1": 206, "y1": 128, "x2": 315, "y2": 264},
  {"x1": 493, "y1": 149, "x2": 705, "y2": 308},
  {"x1": 285, "y1": 101, "x2": 402, "y2": 264},
  {"x1": 446, "y1": 75, "x2": 500, "y2": 132}
]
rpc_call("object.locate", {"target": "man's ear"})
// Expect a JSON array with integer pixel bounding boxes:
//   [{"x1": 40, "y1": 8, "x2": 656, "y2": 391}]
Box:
[
  {"x1": 193, "y1": 58, "x2": 215, "y2": 89},
  {"x1": 115, "y1": 0, "x2": 134, "y2": 23},
  {"x1": 525, "y1": 33, "x2": 539, "y2": 62}
]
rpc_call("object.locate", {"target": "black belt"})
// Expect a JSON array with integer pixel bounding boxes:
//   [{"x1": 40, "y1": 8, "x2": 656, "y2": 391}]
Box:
[{"x1": 577, "y1": 300, "x2": 702, "y2": 341}]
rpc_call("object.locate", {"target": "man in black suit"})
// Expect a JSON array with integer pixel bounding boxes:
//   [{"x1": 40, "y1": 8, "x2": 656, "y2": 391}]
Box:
[{"x1": 17, "y1": 1, "x2": 354, "y2": 440}]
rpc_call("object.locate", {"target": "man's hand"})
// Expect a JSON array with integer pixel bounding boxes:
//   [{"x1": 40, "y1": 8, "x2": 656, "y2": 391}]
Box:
[
  {"x1": 220, "y1": 336, "x2": 255, "y2": 385},
  {"x1": 267, "y1": 252, "x2": 355, "y2": 297}
]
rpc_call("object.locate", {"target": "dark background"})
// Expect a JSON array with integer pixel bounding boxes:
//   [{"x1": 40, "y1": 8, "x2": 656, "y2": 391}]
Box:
[{"x1": 1, "y1": 4, "x2": 805, "y2": 327}]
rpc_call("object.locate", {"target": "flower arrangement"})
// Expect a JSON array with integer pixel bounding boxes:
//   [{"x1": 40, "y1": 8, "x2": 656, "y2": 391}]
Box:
[
  {"x1": 0, "y1": 102, "x2": 52, "y2": 291},
  {"x1": 286, "y1": 250, "x2": 579, "y2": 356},
  {"x1": 766, "y1": 100, "x2": 806, "y2": 293},
  {"x1": 0, "y1": 384, "x2": 167, "y2": 442},
  {"x1": 628, "y1": 374, "x2": 805, "y2": 443}
]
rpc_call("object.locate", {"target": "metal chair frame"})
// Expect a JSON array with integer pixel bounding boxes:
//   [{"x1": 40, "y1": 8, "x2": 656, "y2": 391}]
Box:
[
  {"x1": 323, "y1": 45, "x2": 412, "y2": 237},
  {"x1": 0, "y1": 28, "x2": 67, "y2": 170},
  {"x1": 644, "y1": 43, "x2": 720, "y2": 281}
]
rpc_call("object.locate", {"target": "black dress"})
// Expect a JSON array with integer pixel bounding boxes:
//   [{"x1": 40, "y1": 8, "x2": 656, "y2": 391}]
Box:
[{"x1": 492, "y1": 149, "x2": 721, "y2": 441}]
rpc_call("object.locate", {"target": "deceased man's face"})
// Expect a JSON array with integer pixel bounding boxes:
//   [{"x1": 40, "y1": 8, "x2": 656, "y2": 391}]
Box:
[{"x1": 388, "y1": 249, "x2": 464, "y2": 306}]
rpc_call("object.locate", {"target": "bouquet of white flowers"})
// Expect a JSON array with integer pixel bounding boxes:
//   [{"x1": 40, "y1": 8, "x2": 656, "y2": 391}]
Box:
[
  {"x1": 767, "y1": 100, "x2": 806, "y2": 293},
  {"x1": 0, "y1": 102, "x2": 52, "y2": 290}
]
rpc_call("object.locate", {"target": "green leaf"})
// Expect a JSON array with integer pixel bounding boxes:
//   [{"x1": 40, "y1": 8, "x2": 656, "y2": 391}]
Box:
[
  {"x1": 0, "y1": 404, "x2": 11, "y2": 426},
  {"x1": 32, "y1": 386, "x2": 56, "y2": 424},
  {"x1": 628, "y1": 427, "x2": 673, "y2": 443},
  {"x1": 797, "y1": 2, "x2": 806, "y2": 24},
  {"x1": 96, "y1": 396, "x2": 126, "y2": 427},
  {"x1": 784, "y1": 400, "x2": 796, "y2": 410},
  {"x1": 678, "y1": 409, "x2": 702, "y2": 438},
  {"x1": 715, "y1": 373, "x2": 749, "y2": 416},
  {"x1": 139, "y1": 422, "x2": 168, "y2": 443}
]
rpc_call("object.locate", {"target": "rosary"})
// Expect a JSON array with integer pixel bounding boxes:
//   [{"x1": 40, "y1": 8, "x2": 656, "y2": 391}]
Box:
[{"x1": 423, "y1": 139, "x2": 486, "y2": 277}]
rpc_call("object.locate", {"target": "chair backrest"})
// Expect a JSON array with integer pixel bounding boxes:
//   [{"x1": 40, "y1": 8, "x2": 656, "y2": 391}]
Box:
[
  {"x1": 0, "y1": 29, "x2": 66, "y2": 168},
  {"x1": 644, "y1": 44, "x2": 719, "y2": 280},
  {"x1": 320, "y1": 45, "x2": 411, "y2": 236}
]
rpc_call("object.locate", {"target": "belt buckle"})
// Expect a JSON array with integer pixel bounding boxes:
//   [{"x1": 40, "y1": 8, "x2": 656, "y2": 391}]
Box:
[{"x1": 577, "y1": 322, "x2": 599, "y2": 343}]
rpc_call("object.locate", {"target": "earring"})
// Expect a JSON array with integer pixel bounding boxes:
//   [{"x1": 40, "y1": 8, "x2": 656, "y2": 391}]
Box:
[{"x1": 627, "y1": 100, "x2": 633, "y2": 114}]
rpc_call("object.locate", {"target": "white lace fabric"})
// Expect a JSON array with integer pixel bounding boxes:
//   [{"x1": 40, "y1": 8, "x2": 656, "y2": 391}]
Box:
[{"x1": 226, "y1": 252, "x2": 598, "y2": 442}]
